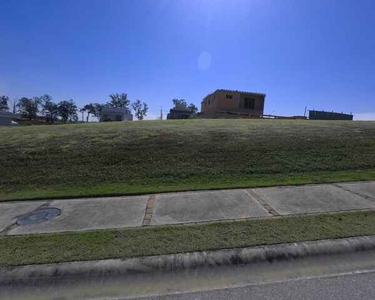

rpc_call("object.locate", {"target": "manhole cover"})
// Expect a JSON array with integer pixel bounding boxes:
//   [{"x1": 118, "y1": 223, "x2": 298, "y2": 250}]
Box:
[{"x1": 17, "y1": 207, "x2": 61, "y2": 226}]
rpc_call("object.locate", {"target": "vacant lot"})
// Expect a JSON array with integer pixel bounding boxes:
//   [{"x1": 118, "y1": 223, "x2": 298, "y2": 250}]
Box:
[{"x1": 1, "y1": 119, "x2": 375, "y2": 200}]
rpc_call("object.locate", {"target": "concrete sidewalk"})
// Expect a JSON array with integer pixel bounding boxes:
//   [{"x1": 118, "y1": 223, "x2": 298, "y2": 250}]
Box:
[{"x1": 1, "y1": 181, "x2": 375, "y2": 235}]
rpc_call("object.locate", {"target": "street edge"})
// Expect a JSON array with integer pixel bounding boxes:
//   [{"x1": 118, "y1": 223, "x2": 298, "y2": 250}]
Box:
[{"x1": 2, "y1": 235, "x2": 375, "y2": 285}]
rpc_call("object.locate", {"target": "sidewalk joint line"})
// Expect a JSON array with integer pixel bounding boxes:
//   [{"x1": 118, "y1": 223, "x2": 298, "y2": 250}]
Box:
[
  {"x1": 246, "y1": 189, "x2": 280, "y2": 216},
  {"x1": 332, "y1": 184, "x2": 375, "y2": 202},
  {"x1": 0, "y1": 223, "x2": 18, "y2": 235},
  {"x1": 142, "y1": 195, "x2": 156, "y2": 227}
]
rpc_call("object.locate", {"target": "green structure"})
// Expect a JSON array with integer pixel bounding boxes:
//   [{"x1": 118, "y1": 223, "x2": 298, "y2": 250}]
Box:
[{"x1": 309, "y1": 110, "x2": 353, "y2": 120}]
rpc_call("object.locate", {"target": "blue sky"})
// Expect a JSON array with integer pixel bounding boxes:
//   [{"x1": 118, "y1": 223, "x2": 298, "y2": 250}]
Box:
[{"x1": 1, "y1": 0, "x2": 375, "y2": 120}]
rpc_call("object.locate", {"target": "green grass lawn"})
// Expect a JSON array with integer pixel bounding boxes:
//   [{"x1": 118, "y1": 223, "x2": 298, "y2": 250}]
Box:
[
  {"x1": 1, "y1": 119, "x2": 375, "y2": 201},
  {"x1": 1, "y1": 210, "x2": 375, "y2": 267}
]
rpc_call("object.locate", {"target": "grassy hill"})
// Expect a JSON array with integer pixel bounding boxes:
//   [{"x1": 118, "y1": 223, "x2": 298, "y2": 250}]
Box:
[{"x1": 1, "y1": 119, "x2": 375, "y2": 201}]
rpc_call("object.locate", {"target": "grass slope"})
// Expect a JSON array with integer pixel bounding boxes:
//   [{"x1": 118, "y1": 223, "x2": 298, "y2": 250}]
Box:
[
  {"x1": 1, "y1": 119, "x2": 375, "y2": 201},
  {"x1": 1, "y1": 210, "x2": 375, "y2": 267}
]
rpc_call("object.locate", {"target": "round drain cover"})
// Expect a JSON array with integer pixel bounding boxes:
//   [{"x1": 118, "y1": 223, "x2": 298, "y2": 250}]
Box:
[{"x1": 17, "y1": 207, "x2": 61, "y2": 226}]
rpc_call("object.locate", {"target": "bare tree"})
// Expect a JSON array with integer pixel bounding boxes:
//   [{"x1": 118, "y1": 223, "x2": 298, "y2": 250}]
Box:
[
  {"x1": 132, "y1": 100, "x2": 149, "y2": 120},
  {"x1": 9, "y1": 98, "x2": 19, "y2": 114}
]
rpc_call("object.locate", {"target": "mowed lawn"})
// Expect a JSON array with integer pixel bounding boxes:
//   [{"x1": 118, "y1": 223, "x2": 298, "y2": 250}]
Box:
[{"x1": 1, "y1": 119, "x2": 375, "y2": 201}]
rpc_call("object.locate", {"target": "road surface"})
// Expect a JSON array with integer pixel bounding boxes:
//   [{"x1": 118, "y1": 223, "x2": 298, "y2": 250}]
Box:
[{"x1": 137, "y1": 271, "x2": 375, "y2": 300}]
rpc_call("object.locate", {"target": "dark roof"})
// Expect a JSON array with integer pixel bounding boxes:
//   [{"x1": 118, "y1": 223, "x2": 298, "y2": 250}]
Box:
[
  {"x1": 309, "y1": 110, "x2": 353, "y2": 116},
  {"x1": 0, "y1": 111, "x2": 16, "y2": 118},
  {"x1": 167, "y1": 109, "x2": 194, "y2": 119},
  {"x1": 169, "y1": 108, "x2": 193, "y2": 113}
]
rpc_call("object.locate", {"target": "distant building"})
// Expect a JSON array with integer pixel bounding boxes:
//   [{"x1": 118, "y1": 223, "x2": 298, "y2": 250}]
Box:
[
  {"x1": 201, "y1": 89, "x2": 266, "y2": 118},
  {"x1": 309, "y1": 110, "x2": 353, "y2": 121},
  {"x1": 100, "y1": 107, "x2": 133, "y2": 122},
  {"x1": 0, "y1": 111, "x2": 18, "y2": 126},
  {"x1": 167, "y1": 108, "x2": 194, "y2": 120}
]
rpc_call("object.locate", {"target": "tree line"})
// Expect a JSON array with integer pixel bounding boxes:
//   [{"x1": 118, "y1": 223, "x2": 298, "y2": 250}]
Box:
[
  {"x1": 0, "y1": 93, "x2": 149, "y2": 122},
  {"x1": 172, "y1": 99, "x2": 198, "y2": 113}
]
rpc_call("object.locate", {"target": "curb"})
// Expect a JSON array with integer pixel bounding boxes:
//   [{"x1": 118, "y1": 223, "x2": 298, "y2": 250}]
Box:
[{"x1": 2, "y1": 235, "x2": 375, "y2": 285}]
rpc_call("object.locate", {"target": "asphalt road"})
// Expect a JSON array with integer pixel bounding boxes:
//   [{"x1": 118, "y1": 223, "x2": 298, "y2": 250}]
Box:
[{"x1": 136, "y1": 271, "x2": 375, "y2": 300}]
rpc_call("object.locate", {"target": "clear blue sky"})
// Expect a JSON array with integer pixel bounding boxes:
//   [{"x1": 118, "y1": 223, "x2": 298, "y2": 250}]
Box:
[{"x1": 1, "y1": 0, "x2": 375, "y2": 120}]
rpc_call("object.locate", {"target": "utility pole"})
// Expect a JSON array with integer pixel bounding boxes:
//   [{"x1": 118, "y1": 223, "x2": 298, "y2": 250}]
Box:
[
  {"x1": 304, "y1": 106, "x2": 307, "y2": 117},
  {"x1": 160, "y1": 106, "x2": 163, "y2": 120}
]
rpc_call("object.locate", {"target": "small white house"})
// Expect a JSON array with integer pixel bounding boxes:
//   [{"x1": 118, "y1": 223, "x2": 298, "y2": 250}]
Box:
[
  {"x1": 0, "y1": 111, "x2": 18, "y2": 126},
  {"x1": 100, "y1": 107, "x2": 133, "y2": 122}
]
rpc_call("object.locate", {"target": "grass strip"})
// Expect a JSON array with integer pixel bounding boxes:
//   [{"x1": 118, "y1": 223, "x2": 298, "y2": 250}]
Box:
[
  {"x1": 1, "y1": 210, "x2": 375, "y2": 267},
  {"x1": 1, "y1": 169, "x2": 375, "y2": 201}
]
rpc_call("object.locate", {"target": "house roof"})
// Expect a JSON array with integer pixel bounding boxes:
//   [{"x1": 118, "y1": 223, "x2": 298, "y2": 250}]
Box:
[
  {"x1": 0, "y1": 110, "x2": 16, "y2": 118},
  {"x1": 201, "y1": 89, "x2": 266, "y2": 103},
  {"x1": 216, "y1": 89, "x2": 266, "y2": 97}
]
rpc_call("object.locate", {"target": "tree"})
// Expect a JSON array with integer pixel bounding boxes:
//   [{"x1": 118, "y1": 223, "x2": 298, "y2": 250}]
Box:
[
  {"x1": 172, "y1": 99, "x2": 188, "y2": 110},
  {"x1": 39, "y1": 94, "x2": 58, "y2": 123},
  {"x1": 43, "y1": 100, "x2": 59, "y2": 123},
  {"x1": 92, "y1": 103, "x2": 104, "y2": 121},
  {"x1": 79, "y1": 107, "x2": 86, "y2": 122},
  {"x1": 38, "y1": 94, "x2": 52, "y2": 115},
  {"x1": 57, "y1": 99, "x2": 77, "y2": 122},
  {"x1": 9, "y1": 98, "x2": 19, "y2": 114},
  {"x1": 80, "y1": 103, "x2": 96, "y2": 122},
  {"x1": 107, "y1": 93, "x2": 129, "y2": 108},
  {"x1": 132, "y1": 100, "x2": 149, "y2": 120},
  {"x1": 17, "y1": 97, "x2": 40, "y2": 119},
  {"x1": 172, "y1": 99, "x2": 198, "y2": 113},
  {"x1": 188, "y1": 103, "x2": 198, "y2": 114},
  {"x1": 0, "y1": 95, "x2": 9, "y2": 111},
  {"x1": 71, "y1": 114, "x2": 79, "y2": 123}
]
